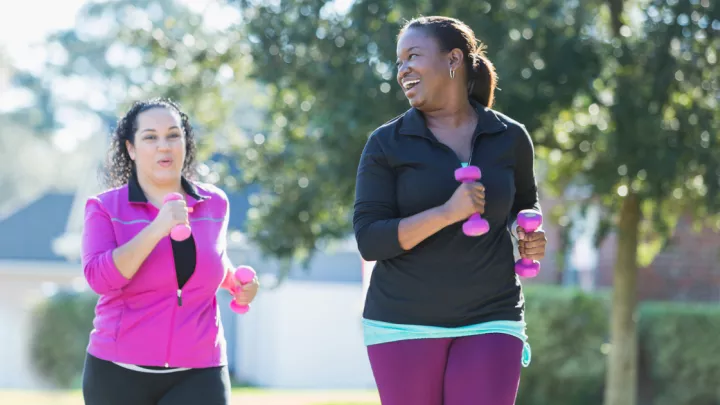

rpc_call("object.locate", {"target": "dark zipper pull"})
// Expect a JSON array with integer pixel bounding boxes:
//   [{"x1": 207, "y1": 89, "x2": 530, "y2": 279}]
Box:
[{"x1": 177, "y1": 289, "x2": 182, "y2": 306}]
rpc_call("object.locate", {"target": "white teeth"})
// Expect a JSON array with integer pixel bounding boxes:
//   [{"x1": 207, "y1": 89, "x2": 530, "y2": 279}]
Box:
[{"x1": 403, "y1": 80, "x2": 420, "y2": 89}]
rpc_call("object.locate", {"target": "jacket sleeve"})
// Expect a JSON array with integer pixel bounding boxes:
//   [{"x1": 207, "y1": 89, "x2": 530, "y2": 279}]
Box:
[
  {"x1": 219, "y1": 192, "x2": 234, "y2": 273},
  {"x1": 509, "y1": 124, "x2": 542, "y2": 235},
  {"x1": 352, "y1": 135, "x2": 406, "y2": 261},
  {"x1": 81, "y1": 197, "x2": 131, "y2": 294}
]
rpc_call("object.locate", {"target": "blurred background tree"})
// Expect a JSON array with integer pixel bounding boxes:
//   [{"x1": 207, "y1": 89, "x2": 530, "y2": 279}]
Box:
[
  {"x1": 3, "y1": 0, "x2": 717, "y2": 402},
  {"x1": 234, "y1": 0, "x2": 604, "y2": 264},
  {"x1": 587, "y1": 1, "x2": 718, "y2": 404},
  {"x1": 10, "y1": 0, "x2": 267, "y2": 191},
  {"x1": 233, "y1": 1, "x2": 719, "y2": 404}
]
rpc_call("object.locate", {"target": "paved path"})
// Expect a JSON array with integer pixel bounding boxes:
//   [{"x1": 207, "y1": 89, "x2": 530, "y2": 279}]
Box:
[
  {"x1": 0, "y1": 389, "x2": 381, "y2": 405},
  {"x1": 231, "y1": 390, "x2": 379, "y2": 404}
]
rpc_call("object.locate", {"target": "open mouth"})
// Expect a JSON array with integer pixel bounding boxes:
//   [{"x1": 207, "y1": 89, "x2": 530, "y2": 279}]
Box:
[
  {"x1": 158, "y1": 158, "x2": 173, "y2": 167},
  {"x1": 403, "y1": 79, "x2": 420, "y2": 91}
]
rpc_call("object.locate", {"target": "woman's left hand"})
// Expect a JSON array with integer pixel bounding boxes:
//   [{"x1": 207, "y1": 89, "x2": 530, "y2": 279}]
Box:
[
  {"x1": 516, "y1": 227, "x2": 547, "y2": 261},
  {"x1": 234, "y1": 276, "x2": 260, "y2": 306}
]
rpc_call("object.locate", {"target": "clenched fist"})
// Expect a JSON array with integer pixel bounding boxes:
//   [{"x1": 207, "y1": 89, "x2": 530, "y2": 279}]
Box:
[
  {"x1": 152, "y1": 198, "x2": 190, "y2": 237},
  {"x1": 442, "y1": 181, "x2": 486, "y2": 224}
]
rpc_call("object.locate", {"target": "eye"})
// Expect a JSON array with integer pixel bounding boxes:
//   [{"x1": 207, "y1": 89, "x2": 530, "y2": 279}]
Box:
[{"x1": 408, "y1": 53, "x2": 417, "y2": 59}]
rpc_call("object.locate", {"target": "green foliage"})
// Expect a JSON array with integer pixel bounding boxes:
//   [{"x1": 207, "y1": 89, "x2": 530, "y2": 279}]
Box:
[
  {"x1": 25, "y1": 0, "x2": 262, "y2": 176},
  {"x1": 550, "y1": 0, "x2": 720, "y2": 245},
  {"x1": 516, "y1": 287, "x2": 720, "y2": 405},
  {"x1": 31, "y1": 0, "x2": 717, "y2": 272},
  {"x1": 514, "y1": 286, "x2": 720, "y2": 405},
  {"x1": 639, "y1": 302, "x2": 720, "y2": 405},
  {"x1": 23, "y1": 284, "x2": 720, "y2": 402},
  {"x1": 235, "y1": 0, "x2": 603, "y2": 266},
  {"x1": 519, "y1": 286, "x2": 609, "y2": 405},
  {"x1": 28, "y1": 290, "x2": 97, "y2": 388}
]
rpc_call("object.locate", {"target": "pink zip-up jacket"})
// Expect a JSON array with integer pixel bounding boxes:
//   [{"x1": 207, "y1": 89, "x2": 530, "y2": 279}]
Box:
[{"x1": 81, "y1": 176, "x2": 233, "y2": 368}]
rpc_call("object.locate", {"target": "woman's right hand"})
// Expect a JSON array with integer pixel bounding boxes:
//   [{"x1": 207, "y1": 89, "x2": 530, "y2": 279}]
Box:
[
  {"x1": 442, "y1": 182, "x2": 485, "y2": 224},
  {"x1": 151, "y1": 198, "x2": 190, "y2": 237}
]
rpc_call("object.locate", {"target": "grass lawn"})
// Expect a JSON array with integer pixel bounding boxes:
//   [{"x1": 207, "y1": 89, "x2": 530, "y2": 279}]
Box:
[{"x1": 0, "y1": 388, "x2": 381, "y2": 405}]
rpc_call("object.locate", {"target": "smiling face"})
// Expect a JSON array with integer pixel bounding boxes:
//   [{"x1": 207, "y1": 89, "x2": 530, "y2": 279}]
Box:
[
  {"x1": 396, "y1": 27, "x2": 459, "y2": 110},
  {"x1": 126, "y1": 106, "x2": 186, "y2": 186}
]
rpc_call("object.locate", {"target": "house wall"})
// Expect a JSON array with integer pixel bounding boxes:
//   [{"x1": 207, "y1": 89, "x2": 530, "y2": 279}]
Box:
[
  {"x1": 231, "y1": 280, "x2": 376, "y2": 389},
  {"x1": 596, "y1": 216, "x2": 720, "y2": 302},
  {"x1": 226, "y1": 241, "x2": 375, "y2": 389}
]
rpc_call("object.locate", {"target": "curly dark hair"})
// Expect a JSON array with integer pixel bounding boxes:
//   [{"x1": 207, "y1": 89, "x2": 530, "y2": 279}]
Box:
[{"x1": 103, "y1": 97, "x2": 198, "y2": 188}]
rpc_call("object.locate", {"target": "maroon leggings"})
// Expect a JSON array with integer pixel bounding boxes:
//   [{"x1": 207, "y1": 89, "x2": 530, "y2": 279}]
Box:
[{"x1": 367, "y1": 333, "x2": 523, "y2": 405}]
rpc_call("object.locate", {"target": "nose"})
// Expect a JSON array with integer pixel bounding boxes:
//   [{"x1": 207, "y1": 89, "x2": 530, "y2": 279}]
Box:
[
  {"x1": 157, "y1": 137, "x2": 171, "y2": 150},
  {"x1": 397, "y1": 63, "x2": 409, "y2": 81}
]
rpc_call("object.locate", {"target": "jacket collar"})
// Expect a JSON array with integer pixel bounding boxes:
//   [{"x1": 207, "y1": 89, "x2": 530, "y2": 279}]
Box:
[
  {"x1": 128, "y1": 171, "x2": 207, "y2": 205},
  {"x1": 398, "y1": 98, "x2": 507, "y2": 139}
]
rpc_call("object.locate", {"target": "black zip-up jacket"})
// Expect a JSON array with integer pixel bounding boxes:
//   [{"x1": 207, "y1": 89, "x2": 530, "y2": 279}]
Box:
[{"x1": 353, "y1": 100, "x2": 541, "y2": 327}]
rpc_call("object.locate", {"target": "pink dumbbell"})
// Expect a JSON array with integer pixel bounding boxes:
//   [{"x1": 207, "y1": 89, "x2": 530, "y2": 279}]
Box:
[
  {"x1": 515, "y1": 209, "x2": 543, "y2": 277},
  {"x1": 163, "y1": 193, "x2": 192, "y2": 241},
  {"x1": 454, "y1": 165, "x2": 490, "y2": 236},
  {"x1": 220, "y1": 265, "x2": 257, "y2": 314}
]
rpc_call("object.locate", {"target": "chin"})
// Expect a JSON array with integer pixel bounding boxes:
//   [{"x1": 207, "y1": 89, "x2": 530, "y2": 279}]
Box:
[
  {"x1": 408, "y1": 98, "x2": 425, "y2": 109},
  {"x1": 407, "y1": 95, "x2": 426, "y2": 109},
  {"x1": 152, "y1": 170, "x2": 182, "y2": 184}
]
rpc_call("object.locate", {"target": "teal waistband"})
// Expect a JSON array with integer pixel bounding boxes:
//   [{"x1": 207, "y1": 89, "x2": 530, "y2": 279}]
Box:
[{"x1": 362, "y1": 318, "x2": 532, "y2": 367}]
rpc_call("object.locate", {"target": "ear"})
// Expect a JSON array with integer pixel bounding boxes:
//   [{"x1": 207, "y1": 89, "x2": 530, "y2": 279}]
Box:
[
  {"x1": 125, "y1": 140, "x2": 136, "y2": 161},
  {"x1": 448, "y1": 48, "x2": 464, "y2": 71}
]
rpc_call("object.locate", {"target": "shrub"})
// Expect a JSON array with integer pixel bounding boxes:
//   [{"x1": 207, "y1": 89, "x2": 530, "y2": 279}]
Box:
[
  {"x1": 517, "y1": 285, "x2": 609, "y2": 405},
  {"x1": 28, "y1": 289, "x2": 97, "y2": 388},
  {"x1": 639, "y1": 302, "x2": 720, "y2": 405}
]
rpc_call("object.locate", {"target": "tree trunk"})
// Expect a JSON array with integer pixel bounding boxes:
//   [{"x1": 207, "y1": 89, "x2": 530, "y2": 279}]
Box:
[{"x1": 603, "y1": 193, "x2": 641, "y2": 405}]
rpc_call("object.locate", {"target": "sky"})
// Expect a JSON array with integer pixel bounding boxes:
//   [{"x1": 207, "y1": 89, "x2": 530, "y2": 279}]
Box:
[
  {"x1": 0, "y1": 0, "x2": 354, "y2": 68},
  {"x1": 0, "y1": 0, "x2": 354, "y2": 152},
  {"x1": 0, "y1": 0, "x2": 88, "y2": 116},
  {"x1": 0, "y1": 0, "x2": 87, "y2": 65},
  {"x1": 0, "y1": 0, "x2": 243, "y2": 152}
]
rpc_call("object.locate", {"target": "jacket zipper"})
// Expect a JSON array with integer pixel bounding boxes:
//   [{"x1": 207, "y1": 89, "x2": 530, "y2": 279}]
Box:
[
  {"x1": 420, "y1": 113, "x2": 483, "y2": 168},
  {"x1": 428, "y1": 130, "x2": 481, "y2": 168},
  {"x1": 163, "y1": 200, "x2": 204, "y2": 368},
  {"x1": 164, "y1": 245, "x2": 201, "y2": 367},
  {"x1": 164, "y1": 300, "x2": 178, "y2": 367}
]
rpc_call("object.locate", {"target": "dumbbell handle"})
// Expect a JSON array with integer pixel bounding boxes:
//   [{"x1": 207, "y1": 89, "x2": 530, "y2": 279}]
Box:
[
  {"x1": 454, "y1": 166, "x2": 489, "y2": 236},
  {"x1": 163, "y1": 193, "x2": 192, "y2": 241},
  {"x1": 514, "y1": 209, "x2": 543, "y2": 277},
  {"x1": 221, "y1": 266, "x2": 257, "y2": 314}
]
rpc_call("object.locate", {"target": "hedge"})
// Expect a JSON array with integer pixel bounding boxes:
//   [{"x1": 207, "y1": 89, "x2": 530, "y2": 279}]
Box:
[
  {"x1": 518, "y1": 285, "x2": 720, "y2": 405},
  {"x1": 517, "y1": 286, "x2": 609, "y2": 405},
  {"x1": 29, "y1": 289, "x2": 97, "y2": 388},
  {"x1": 638, "y1": 302, "x2": 720, "y2": 405},
  {"x1": 28, "y1": 285, "x2": 720, "y2": 405}
]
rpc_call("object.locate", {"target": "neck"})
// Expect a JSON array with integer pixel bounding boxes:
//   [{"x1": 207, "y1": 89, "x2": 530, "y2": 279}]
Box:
[
  {"x1": 423, "y1": 96, "x2": 475, "y2": 129},
  {"x1": 136, "y1": 173, "x2": 184, "y2": 207}
]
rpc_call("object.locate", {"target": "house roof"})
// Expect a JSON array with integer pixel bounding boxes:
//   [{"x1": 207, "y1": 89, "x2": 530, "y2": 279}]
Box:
[
  {"x1": 0, "y1": 192, "x2": 74, "y2": 261},
  {"x1": 0, "y1": 188, "x2": 361, "y2": 284}
]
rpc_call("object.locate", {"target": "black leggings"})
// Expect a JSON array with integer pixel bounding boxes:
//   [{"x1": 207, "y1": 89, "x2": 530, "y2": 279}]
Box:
[{"x1": 82, "y1": 353, "x2": 231, "y2": 405}]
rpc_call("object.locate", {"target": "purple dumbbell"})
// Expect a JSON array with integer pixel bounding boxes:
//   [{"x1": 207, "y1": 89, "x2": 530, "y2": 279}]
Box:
[
  {"x1": 454, "y1": 165, "x2": 490, "y2": 236},
  {"x1": 515, "y1": 209, "x2": 543, "y2": 277}
]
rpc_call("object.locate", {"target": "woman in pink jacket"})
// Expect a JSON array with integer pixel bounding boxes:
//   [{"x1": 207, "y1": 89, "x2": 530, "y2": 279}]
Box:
[{"x1": 80, "y1": 97, "x2": 259, "y2": 405}]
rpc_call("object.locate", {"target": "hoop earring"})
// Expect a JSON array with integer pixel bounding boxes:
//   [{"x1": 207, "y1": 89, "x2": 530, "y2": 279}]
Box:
[{"x1": 450, "y1": 69, "x2": 456, "y2": 79}]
